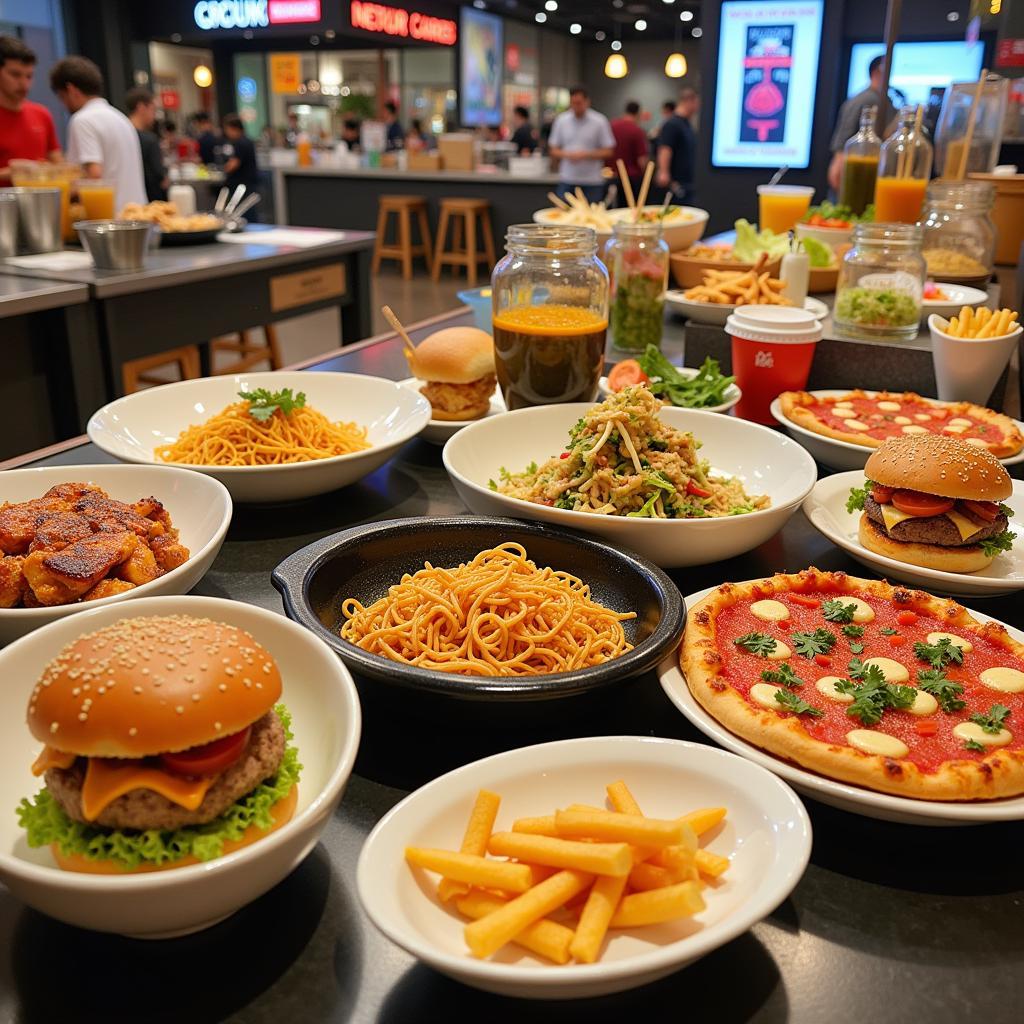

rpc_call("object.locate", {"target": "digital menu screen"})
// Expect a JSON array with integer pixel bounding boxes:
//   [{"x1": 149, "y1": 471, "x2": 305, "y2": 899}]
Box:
[
  {"x1": 712, "y1": 0, "x2": 824, "y2": 169},
  {"x1": 460, "y1": 7, "x2": 503, "y2": 127}
]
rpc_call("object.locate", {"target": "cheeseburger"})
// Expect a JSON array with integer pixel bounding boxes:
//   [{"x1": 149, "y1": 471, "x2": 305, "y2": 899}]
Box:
[
  {"x1": 850, "y1": 433, "x2": 1015, "y2": 573},
  {"x1": 19, "y1": 615, "x2": 299, "y2": 873},
  {"x1": 405, "y1": 326, "x2": 496, "y2": 421}
]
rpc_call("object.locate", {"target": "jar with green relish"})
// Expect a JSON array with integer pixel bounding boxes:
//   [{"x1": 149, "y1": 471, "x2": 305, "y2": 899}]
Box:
[{"x1": 605, "y1": 220, "x2": 669, "y2": 352}]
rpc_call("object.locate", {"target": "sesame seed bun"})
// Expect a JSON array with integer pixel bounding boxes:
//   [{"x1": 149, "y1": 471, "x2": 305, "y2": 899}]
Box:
[
  {"x1": 859, "y1": 514, "x2": 996, "y2": 573},
  {"x1": 27, "y1": 615, "x2": 282, "y2": 759},
  {"x1": 405, "y1": 327, "x2": 495, "y2": 384},
  {"x1": 864, "y1": 433, "x2": 1012, "y2": 502}
]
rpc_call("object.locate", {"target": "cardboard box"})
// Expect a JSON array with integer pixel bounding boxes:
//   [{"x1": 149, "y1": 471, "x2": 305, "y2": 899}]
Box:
[
  {"x1": 408, "y1": 151, "x2": 443, "y2": 172},
  {"x1": 439, "y1": 134, "x2": 475, "y2": 172}
]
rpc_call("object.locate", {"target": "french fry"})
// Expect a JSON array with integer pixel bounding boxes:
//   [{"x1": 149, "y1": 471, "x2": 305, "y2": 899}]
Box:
[
  {"x1": 438, "y1": 789, "x2": 501, "y2": 903},
  {"x1": 488, "y1": 831, "x2": 632, "y2": 877},
  {"x1": 570, "y1": 874, "x2": 627, "y2": 963},
  {"x1": 628, "y1": 862, "x2": 680, "y2": 892},
  {"x1": 609, "y1": 881, "x2": 706, "y2": 928},
  {"x1": 606, "y1": 780, "x2": 642, "y2": 815},
  {"x1": 405, "y1": 847, "x2": 534, "y2": 893},
  {"x1": 554, "y1": 808, "x2": 688, "y2": 847},
  {"x1": 456, "y1": 891, "x2": 574, "y2": 964},
  {"x1": 511, "y1": 814, "x2": 558, "y2": 836},
  {"x1": 940, "y1": 306, "x2": 1018, "y2": 340},
  {"x1": 464, "y1": 869, "x2": 593, "y2": 959},
  {"x1": 695, "y1": 849, "x2": 731, "y2": 878}
]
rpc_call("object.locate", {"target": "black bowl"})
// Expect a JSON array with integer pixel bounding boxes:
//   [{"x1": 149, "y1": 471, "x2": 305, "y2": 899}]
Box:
[{"x1": 271, "y1": 516, "x2": 685, "y2": 703}]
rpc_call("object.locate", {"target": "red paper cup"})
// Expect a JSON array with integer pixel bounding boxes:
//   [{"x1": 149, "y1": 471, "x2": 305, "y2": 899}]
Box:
[{"x1": 726, "y1": 306, "x2": 823, "y2": 424}]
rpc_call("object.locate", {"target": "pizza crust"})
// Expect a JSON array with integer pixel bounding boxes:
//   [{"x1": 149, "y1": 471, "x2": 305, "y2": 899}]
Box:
[
  {"x1": 778, "y1": 390, "x2": 1024, "y2": 458},
  {"x1": 680, "y1": 568, "x2": 1024, "y2": 802}
]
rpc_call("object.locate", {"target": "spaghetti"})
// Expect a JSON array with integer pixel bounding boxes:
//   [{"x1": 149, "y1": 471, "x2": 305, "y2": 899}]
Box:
[{"x1": 339, "y1": 543, "x2": 636, "y2": 676}]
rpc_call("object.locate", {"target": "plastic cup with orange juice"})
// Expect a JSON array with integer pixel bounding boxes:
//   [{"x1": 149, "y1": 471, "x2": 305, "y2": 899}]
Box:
[
  {"x1": 757, "y1": 185, "x2": 815, "y2": 235},
  {"x1": 76, "y1": 179, "x2": 116, "y2": 221}
]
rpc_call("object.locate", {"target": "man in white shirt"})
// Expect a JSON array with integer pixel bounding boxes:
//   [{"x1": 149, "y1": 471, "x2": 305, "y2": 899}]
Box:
[
  {"x1": 50, "y1": 56, "x2": 146, "y2": 210},
  {"x1": 548, "y1": 86, "x2": 615, "y2": 204}
]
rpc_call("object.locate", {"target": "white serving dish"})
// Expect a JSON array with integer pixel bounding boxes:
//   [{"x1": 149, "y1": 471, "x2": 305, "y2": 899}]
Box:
[
  {"x1": 598, "y1": 370, "x2": 742, "y2": 415},
  {"x1": 0, "y1": 464, "x2": 231, "y2": 644},
  {"x1": 87, "y1": 372, "x2": 431, "y2": 503},
  {"x1": 357, "y1": 735, "x2": 811, "y2": 998},
  {"x1": 803, "y1": 471, "x2": 1024, "y2": 597},
  {"x1": 399, "y1": 377, "x2": 506, "y2": 445},
  {"x1": 794, "y1": 221, "x2": 854, "y2": 250},
  {"x1": 0, "y1": 594, "x2": 361, "y2": 937},
  {"x1": 442, "y1": 404, "x2": 817, "y2": 569},
  {"x1": 608, "y1": 205, "x2": 710, "y2": 251},
  {"x1": 660, "y1": 588, "x2": 1024, "y2": 825},
  {"x1": 769, "y1": 390, "x2": 1024, "y2": 471},
  {"x1": 921, "y1": 284, "x2": 988, "y2": 322},
  {"x1": 665, "y1": 293, "x2": 828, "y2": 327},
  {"x1": 532, "y1": 207, "x2": 614, "y2": 247}
]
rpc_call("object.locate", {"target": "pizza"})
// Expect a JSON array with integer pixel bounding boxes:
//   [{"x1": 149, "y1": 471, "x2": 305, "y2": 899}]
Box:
[
  {"x1": 779, "y1": 389, "x2": 1023, "y2": 459},
  {"x1": 682, "y1": 568, "x2": 1024, "y2": 801}
]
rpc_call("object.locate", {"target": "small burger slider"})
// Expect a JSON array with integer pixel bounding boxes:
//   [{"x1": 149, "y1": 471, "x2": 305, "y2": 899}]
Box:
[
  {"x1": 404, "y1": 326, "x2": 497, "y2": 421},
  {"x1": 19, "y1": 614, "x2": 300, "y2": 873},
  {"x1": 849, "y1": 433, "x2": 1016, "y2": 573}
]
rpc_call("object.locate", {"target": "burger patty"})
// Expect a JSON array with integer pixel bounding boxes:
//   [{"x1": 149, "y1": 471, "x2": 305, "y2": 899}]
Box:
[
  {"x1": 420, "y1": 373, "x2": 497, "y2": 416},
  {"x1": 864, "y1": 496, "x2": 1008, "y2": 547},
  {"x1": 45, "y1": 710, "x2": 285, "y2": 830}
]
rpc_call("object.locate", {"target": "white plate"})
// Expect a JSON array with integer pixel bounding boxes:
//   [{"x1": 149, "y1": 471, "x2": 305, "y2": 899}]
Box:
[
  {"x1": 803, "y1": 471, "x2": 1024, "y2": 597},
  {"x1": 443, "y1": 404, "x2": 817, "y2": 568},
  {"x1": 607, "y1": 205, "x2": 709, "y2": 251},
  {"x1": 921, "y1": 284, "x2": 989, "y2": 322},
  {"x1": 87, "y1": 372, "x2": 431, "y2": 503},
  {"x1": 598, "y1": 371, "x2": 742, "y2": 415},
  {"x1": 399, "y1": 377, "x2": 506, "y2": 445},
  {"x1": 770, "y1": 390, "x2": 1024, "y2": 471},
  {"x1": 660, "y1": 586, "x2": 1024, "y2": 825},
  {"x1": 0, "y1": 594, "x2": 361, "y2": 936},
  {"x1": 0, "y1": 464, "x2": 231, "y2": 644},
  {"x1": 357, "y1": 735, "x2": 810, "y2": 999},
  {"x1": 665, "y1": 293, "x2": 828, "y2": 327},
  {"x1": 532, "y1": 207, "x2": 614, "y2": 247}
]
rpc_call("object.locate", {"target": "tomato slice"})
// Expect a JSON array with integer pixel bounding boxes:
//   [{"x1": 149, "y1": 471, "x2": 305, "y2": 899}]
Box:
[
  {"x1": 890, "y1": 489, "x2": 955, "y2": 517},
  {"x1": 887, "y1": 633, "x2": 906, "y2": 647},
  {"x1": 608, "y1": 360, "x2": 649, "y2": 392},
  {"x1": 914, "y1": 720, "x2": 938, "y2": 736},
  {"x1": 897, "y1": 610, "x2": 918, "y2": 626},
  {"x1": 161, "y1": 726, "x2": 250, "y2": 778},
  {"x1": 961, "y1": 499, "x2": 1000, "y2": 523},
  {"x1": 871, "y1": 485, "x2": 895, "y2": 504},
  {"x1": 791, "y1": 594, "x2": 820, "y2": 608}
]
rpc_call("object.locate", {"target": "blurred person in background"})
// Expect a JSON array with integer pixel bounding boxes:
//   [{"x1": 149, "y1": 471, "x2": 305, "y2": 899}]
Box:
[
  {"x1": 221, "y1": 113, "x2": 260, "y2": 221},
  {"x1": 125, "y1": 86, "x2": 167, "y2": 202},
  {"x1": 828, "y1": 55, "x2": 896, "y2": 192},
  {"x1": 548, "y1": 86, "x2": 615, "y2": 203},
  {"x1": 340, "y1": 119, "x2": 361, "y2": 152},
  {"x1": 406, "y1": 118, "x2": 427, "y2": 152},
  {"x1": 193, "y1": 111, "x2": 220, "y2": 164},
  {"x1": 610, "y1": 100, "x2": 648, "y2": 207},
  {"x1": 384, "y1": 101, "x2": 405, "y2": 150},
  {"x1": 650, "y1": 100, "x2": 676, "y2": 156},
  {"x1": 50, "y1": 55, "x2": 146, "y2": 208},
  {"x1": 510, "y1": 106, "x2": 537, "y2": 155},
  {"x1": 655, "y1": 87, "x2": 699, "y2": 206},
  {"x1": 0, "y1": 35, "x2": 61, "y2": 182}
]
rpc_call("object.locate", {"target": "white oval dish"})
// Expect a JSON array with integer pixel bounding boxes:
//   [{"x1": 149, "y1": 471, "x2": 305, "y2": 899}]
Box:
[
  {"x1": 398, "y1": 377, "x2": 506, "y2": 445},
  {"x1": 0, "y1": 464, "x2": 231, "y2": 644},
  {"x1": 0, "y1": 594, "x2": 361, "y2": 937},
  {"x1": 802, "y1": 471, "x2": 1024, "y2": 597},
  {"x1": 607, "y1": 205, "x2": 710, "y2": 251},
  {"x1": 357, "y1": 735, "x2": 811, "y2": 999},
  {"x1": 921, "y1": 284, "x2": 989, "y2": 322},
  {"x1": 598, "y1": 371, "x2": 742, "y2": 415},
  {"x1": 87, "y1": 371, "x2": 431, "y2": 503},
  {"x1": 443, "y1": 404, "x2": 817, "y2": 569},
  {"x1": 665, "y1": 293, "x2": 828, "y2": 327}
]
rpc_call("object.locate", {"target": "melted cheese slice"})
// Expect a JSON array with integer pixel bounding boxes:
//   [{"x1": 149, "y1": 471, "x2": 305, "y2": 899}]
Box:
[
  {"x1": 914, "y1": 413, "x2": 932, "y2": 422},
  {"x1": 943, "y1": 424, "x2": 967, "y2": 435},
  {"x1": 880, "y1": 504, "x2": 916, "y2": 531},
  {"x1": 750, "y1": 599, "x2": 790, "y2": 622},
  {"x1": 846, "y1": 729, "x2": 909, "y2": 758},
  {"x1": 863, "y1": 657, "x2": 909, "y2": 683},
  {"x1": 833, "y1": 409, "x2": 858, "y2": 420},
  {"x1": 945, "y1": 510, "x2": 983, "y2": 542},
  {"x1": 948, "y1": 417, "x2": 973, "y2": 428},
  {"x1": 953, "y1": 722, "x2": 1013, "y2": 749},
  {"x1": 31, "y1": 746, "x2": 78, "y2": 776},
  {"x1": 766, "y1": 639, "x2": 792, "y2": 661},
  {"x1": 926, "y1": 631, "x2": 973, "y2": 652},
  {"x1": 877, "y1": 401, "x2": 901, "y2": 412},
  {"x1": 844, "y1": 420, "x2": 870, "y2": 431},
  {"x1": 816, "y1": 676, "x2": 853, "y2": 704},
  {"x1": 908, "y1": 690, "x2": 939, "y2": 716},
  {"x1": 750, "y1": 683, "x2": 781, "y2": 710},
  {"x1": 979, "y1": 667, "x2": 1024, "y2": 694},
  {"x1": 81, "y1": 759, "x2": 217, "y2": 821},
  {"x1": 894, "y1": 416, "x2": 912, "y2": 425}
]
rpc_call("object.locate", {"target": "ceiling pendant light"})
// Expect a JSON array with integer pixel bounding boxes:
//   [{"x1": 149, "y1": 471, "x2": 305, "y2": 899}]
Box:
[
  {"x1": 604, "y1": 52, "x2": 628, "y2": 78},
  {"x1": 193, "y1": 64, "x2": 213, "y2": 88},
  {"x1": 664, "y1": 52, "x2": 687, "y2": 78}
]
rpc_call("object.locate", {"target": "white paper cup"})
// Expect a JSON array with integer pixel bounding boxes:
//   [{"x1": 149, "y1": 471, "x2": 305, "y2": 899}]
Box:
[{"x1": 928, "y1": 313, "x2": 1022, "y2": 405}]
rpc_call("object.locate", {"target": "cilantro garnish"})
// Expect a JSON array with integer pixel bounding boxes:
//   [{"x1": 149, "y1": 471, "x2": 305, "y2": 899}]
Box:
[
  {"x1": 774, "y1": 689, "x2": 823, "y2": 717},
  {"x1": 847, "y1": 658, "x2": 885, "y2": 683},
  {"x1": 835, "y1": 673, "x2": 916, "y2": 726},
  {"x1": 761, "y1": 664, "x2": 803, "y2": 688},
  {"x1": 963, "y1": 739, "x2": 986, "y2": 752},
  {"x1": 790, "y1": 628, "x2": 837, "y2": 659},
  {"x1": 822, "y1": 599, "x2": 858, "y2": 624},
  {"x1": 846, "y1": 484, "x2": 869, "y2": 514},
  {"x1": 734, "y1": 632, "x2": 779, "y2": 656},
  {"x1": 913, "y1": 638, "x2": 965, "y2": 670},
  {"x1": 242, "y1": 387, "x2": 306, "y2": 422},
  {"x1": 842, "y1": 624, "x2": 865, "y2": 639},
  {"x1": 917, "y1": 669, "x2": 966, "y2": 713},
  {"x1": 970, "y1": 704, "x2": 1011, "y2": 735},
  {"x1": 980, "y1": 530, "x2": 1016, "y2": 559},
  {"x1": 879, "y1": 627, "x2": 899, "y2": 636}
]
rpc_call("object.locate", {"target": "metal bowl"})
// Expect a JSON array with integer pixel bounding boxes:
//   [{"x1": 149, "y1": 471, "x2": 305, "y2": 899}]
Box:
[{"x1": 74, "y1": 219, "x2": 154, "y2": 270}]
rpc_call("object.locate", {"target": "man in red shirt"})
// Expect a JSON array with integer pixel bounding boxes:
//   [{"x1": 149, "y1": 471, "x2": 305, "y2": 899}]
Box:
[
  {"x1": 0, "y1": 35, "x2": 61, "y2": 182},
  {"x1": 610, "y1": 101, "x2": 649, "y2": 208}
]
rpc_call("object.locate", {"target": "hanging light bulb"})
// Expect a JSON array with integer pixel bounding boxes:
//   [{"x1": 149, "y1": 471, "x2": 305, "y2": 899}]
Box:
[
  {"x1": 664, "y1": 52, "x2": 687, "y2": 78},
  {"x1": 193, "y1": 64, "x2": 213, "y2": 88},
  {"x1": 604, "y1": 52, "x2": 628, "y2": 78}
]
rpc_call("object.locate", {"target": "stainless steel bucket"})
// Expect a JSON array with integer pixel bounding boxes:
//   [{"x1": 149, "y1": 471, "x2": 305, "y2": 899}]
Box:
[
  {"x1": 74, "y1": 219, "x2": 154, "y2": 270},
  {"x1": 0, "y1": 191, "x2": 18, "y2": 258},
  {"x1": 7, "y1": 186, "x2": 62, "y2": 253}
]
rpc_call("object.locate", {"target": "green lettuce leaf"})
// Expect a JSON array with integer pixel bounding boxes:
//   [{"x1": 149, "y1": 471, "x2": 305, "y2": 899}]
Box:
[{"x1": 17, "y1": 704, "x2": 301, "y2": 870}]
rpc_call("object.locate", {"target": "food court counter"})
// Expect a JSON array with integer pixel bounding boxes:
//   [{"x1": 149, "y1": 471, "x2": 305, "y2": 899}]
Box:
[{"x1": 2, "y1": 307, "x2": 1020, "y2": 1022}]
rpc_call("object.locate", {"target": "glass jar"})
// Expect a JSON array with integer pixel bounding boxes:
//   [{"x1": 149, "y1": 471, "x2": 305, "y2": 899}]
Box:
[
  {"x1": 874, "y1": 107, "x2": 933, "y2": 225},
  {"x1": 834, "y1": 223, "x2": 926, "y2": 341},
  {"x1": 935, "y1": 76, "x2": 1010, "y2": 178},
  {"x1": 839, "y1": 105, "x2": 881, "y2": 217},
  {"x1": 491, "y1": 224, "x2": 609, "y2": 409},
  {"x1": 605, "y1": 220, "x2": 669, "y2": 353},
  {"x1": 920, "y1": 179, "x2": 995, "y2": 283}
]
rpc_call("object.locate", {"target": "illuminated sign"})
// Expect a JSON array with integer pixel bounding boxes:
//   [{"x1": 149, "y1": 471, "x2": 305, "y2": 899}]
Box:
[
  {"x1": 350, "y1": 2, "x2": 457, "y2": 45},
  {"x1": 193, "y1": 0, "x2": 321, "y2": 30}
]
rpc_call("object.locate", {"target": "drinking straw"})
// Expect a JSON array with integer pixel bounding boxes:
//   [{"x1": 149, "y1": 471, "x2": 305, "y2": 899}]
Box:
[
  {"x1": 616, "y1": 159, "x2": 636, "y2": 210},
  {"x1": 955, "y1": 69, "x2": 988, "y2": 181},
  {"x1": 901, "y1": 105, "x2": 923, "y2": 178},
  {"x1": 633, "y1": 161, "x2": 655, "y2": 222}
]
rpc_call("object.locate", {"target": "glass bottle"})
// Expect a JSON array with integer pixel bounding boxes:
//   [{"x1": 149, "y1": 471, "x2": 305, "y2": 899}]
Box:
[
  {"x1": 839, "y1": 106, "x2": 881, "y2": 216},
  {"x1": 920, "y1": 179, "x2": 996, "y2": 282},
  {"x1": 873, "y1": 107, "x2": 933, "y2": 225},
  {"x1": 491, "y1": 224, "x2": 609, "y2": 409},
  {"x1": 605, "y1": 220, "x2": 669, "y2": 353}
]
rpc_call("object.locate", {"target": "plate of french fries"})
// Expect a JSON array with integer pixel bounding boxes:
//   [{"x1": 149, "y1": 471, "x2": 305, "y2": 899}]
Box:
[
  {"x1": 930, "y1": 305, "x2": 1020, "y2": 341},
  {"x1": 357, "y1": 735, "x2": 810, "y2": 998}
]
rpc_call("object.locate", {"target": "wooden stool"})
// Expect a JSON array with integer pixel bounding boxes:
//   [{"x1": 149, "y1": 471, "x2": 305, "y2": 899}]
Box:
[
  {"x1": 432, "y1": 198, "x2": 496, "y2": 286},
  {"x1": 121, "y1": 345, "x2": 201, "y2": 394},
  {"x1": 372, "y1": 195, "x2": 433, "y2": 279},
  {"x1": 210, "y1": 325, "x2": 283, "y2": 374}
]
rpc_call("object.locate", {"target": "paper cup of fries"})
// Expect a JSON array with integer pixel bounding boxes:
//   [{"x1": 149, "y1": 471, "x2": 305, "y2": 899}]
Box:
[{"x1": 929, "y1": 308, "x2": 1021, "y2": 406}]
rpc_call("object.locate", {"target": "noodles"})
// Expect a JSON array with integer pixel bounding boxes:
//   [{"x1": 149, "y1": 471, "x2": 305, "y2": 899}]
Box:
[
  {"x1": 155, "y1": 389, "x2": 370, "y2": 467},
  {"x1": 494, "y1": 385, "x2": 768, "y2": 519},
  {"x1": 339, "y1": 543, "x2": 636, "y2": 677}
]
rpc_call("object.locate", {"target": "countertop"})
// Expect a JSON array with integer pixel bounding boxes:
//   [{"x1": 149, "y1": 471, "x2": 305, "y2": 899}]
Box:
[
  {"x1": 0, "y1": 274, "x2": 89, "y2": 318},
  {"x1": 278, "y1": 164, "x2": 562, "y2": 186}
]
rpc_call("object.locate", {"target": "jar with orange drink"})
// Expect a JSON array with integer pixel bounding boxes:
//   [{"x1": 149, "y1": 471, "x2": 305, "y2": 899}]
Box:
[
  {"x1": 75, "y1": 179, "x2": 116, "y2": 221},
  {"x1": 873, "y1": 107, "x2": 932, "y2": 224}
]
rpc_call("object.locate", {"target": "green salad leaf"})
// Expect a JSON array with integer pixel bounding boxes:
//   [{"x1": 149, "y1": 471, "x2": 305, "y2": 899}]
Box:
[
  {"x1": 636, "y1": 348, "x2": 736, "y2": 409},
  {"x1": 980, "y1": 530, "x2": 1016, "y2": 559},
  {"x1": 800, "y1": 236, "x2": 835, "y2": 269},
  {"x1": 733, "y1": 218, "x2": 790, "y2": 262}
]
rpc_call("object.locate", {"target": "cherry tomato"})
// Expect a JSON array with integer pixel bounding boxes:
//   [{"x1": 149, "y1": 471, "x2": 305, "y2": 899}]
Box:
[
  {"x1": 608, "y1": 360, "x2": 649, "y2": 392},
  {"x1": 962, "y1": 499, "x2": 1000, "y2": 523},
  {"x1": 791, "y1": 595, "x2": 821, "y2": 608},
  {"x1": 891, "y1": 489, "x2": 955, "y2": 518},
  {"x1": 871, "y1": 485, "x2": 895, "y2": 504},
  {"x1": 897, "y1": 611, "x2": 918, "y2": 626},
  {"x1": 161, "y1": 727, "x2": 250, "y2": 778},
  {"x1": 686, "y1": 480, "x2": 713, "y2": 498},
  {"x1": 914, "y1": 720, "x2": 938, "y2": 736},
  {"x1": 814, "y1": 654, "x2": 832, "y2": 668},
  {"x1": 887, "y1": 633, "x2": 906, "y2": 648}
]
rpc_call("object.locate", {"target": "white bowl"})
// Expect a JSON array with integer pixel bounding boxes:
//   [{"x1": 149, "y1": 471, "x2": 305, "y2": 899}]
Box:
[
  {"x1": 442, "y1": 405, "x2": 817, "y2": 568},
  {"x1": 357, "y1": 735, "x2": 811, "y2": 999},
  {"x1": 0, "y1": 464, "x2": 231, "y2": 644},
  {"x1": 0, "y1": 594, "x2": 361, "y2": 937},
  {"x1": 87, "y1": 372, "x2": 431, "y2": 503},
  {"x1": 665, "y1": 292, "x2": 828, "y2": 327},
  {"x1": 803, "y1": 471, "x2": 1024, "y2": 598},
  {"x1": 598, "y1": 372, "x2": 742, "y2": 415},
  {"x1": 532, "y1": 207, "x2": 614, "y2": 247},
  {"x1": 399, "y1": 377, "x2": 506, "y2": 445},
  {"x1": 921, "y1": 284, "x2": 988, "y2": 322},
  {"x1": 608, "y1": 205, "x2": 709, "y2": 251},
  {"x1": 794, "y1": 221, "x2": 854, "y2": 250}
]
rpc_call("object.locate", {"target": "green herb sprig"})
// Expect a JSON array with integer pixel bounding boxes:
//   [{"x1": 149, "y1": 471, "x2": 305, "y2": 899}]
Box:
[{"x1": 242, "y1": 387, "x2": 307, "y2": 422}]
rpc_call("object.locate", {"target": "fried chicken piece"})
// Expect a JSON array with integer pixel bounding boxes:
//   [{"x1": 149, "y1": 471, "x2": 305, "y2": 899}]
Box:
[
  {"x1": 149, "y1": 532, "x2": 190, "y2": 572},
  {"x1": 28, "y1": 512, "x2": 94, "y2": 553},
  {"x1": 117, "y1": 540, "x2": 159, "y2": 585},
  {"x1": 82, "y1": 578, "x2": 136, "y2": 601},
  {"x1": 0, "y1": 555, "x2": 26, "y2": 607},
  {"x1": 22, "y1": 531, "x2": 137, "y2": 605},
  {"x1": 42, "y1": 482, "x2": 107, "y2": 505},
  {"x1": 0, "y1": 500, "x2": 54, "y2": 555},
  {"x1": 73, "y1": 495, "x2": 154, "y2": 538},
  {"x1": 132, "y1": 496, "x2": 173, "y2": 535}
]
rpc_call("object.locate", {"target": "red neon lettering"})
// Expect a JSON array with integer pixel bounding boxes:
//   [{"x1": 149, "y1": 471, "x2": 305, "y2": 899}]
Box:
[{"x1": 351, "y1": 2, "x2": 455, "y2": 44}]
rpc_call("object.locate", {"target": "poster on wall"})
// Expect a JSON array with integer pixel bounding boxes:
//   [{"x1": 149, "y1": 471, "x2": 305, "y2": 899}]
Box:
[
  {"x1": 460, "y1": 7, "x2": 502, "y2": 127},
  {"x1": 712, "y1": 0, "x2": 824, "y2": 169}
]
